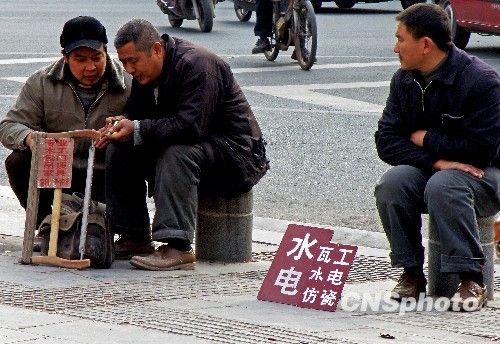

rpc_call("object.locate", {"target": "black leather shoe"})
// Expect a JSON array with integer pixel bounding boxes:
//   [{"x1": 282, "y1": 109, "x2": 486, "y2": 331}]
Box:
[
  {"x1": 114, "y1": 236, "x2": 155, "y2": 260},
  {"x1": 390, "y1": 272, "x2": 427, "y2": 301},
  {"x1": 251, "y1": 38, "x2": 271, "y2": 54}
]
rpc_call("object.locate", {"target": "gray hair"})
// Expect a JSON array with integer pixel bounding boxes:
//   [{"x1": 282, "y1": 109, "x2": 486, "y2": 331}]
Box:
[{"x1": 114, "y1": 19, "x2": 162, "y2": 54}]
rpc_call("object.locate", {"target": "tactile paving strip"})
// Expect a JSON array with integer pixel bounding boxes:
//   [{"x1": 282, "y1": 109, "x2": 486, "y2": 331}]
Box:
[
  {"x1": 67, "y1": 303, "x2": 356, "y2": 344},
  {"x1": 0, "y1": 273, "x2": 261, "y2": 313},
  {"x1": 253, "y1": 252, "x2": 500, "y2": 289},
  {"x1": 253, "y1": 252, "x2": 402, "y2": 283},
  {"x1": 0, "y1": 260, "x2": 498, "y2": 343},
  {"x1": 363, "y1": 308, "x2": 500, "y2": 341}
]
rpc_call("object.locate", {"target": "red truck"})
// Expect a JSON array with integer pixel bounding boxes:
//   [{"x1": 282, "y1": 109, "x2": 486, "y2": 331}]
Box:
[{"x1": 438, "y1": 0, "x2": 500, "y2": 48}]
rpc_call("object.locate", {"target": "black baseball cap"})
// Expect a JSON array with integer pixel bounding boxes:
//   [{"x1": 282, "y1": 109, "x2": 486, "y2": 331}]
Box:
[{"x1": 60, "y1": 16, "x2": 108, "y2": 54}]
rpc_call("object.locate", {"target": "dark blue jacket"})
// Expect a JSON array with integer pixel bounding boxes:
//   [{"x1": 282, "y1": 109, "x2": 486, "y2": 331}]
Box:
[{"x1": 375, "y1": 45, "x2": 500, "y2": 172}]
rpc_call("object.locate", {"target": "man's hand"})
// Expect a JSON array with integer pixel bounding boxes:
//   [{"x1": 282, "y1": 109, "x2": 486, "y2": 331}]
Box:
[
  {"x1": 94, "y1": 115, "x2": 132, "y2": 149},
  {"x1": 433, "y1": 159, "x2": 484, "y2": 178},
  {"x1": 410, "y1": 130, "x2": 427, "y2": 147},
  {"x1": 24, "y1": 132, "x2": 34, "y2": 151}
]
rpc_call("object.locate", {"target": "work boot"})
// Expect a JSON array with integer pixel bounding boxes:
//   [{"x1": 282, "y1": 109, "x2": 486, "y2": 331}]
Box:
[
  {"x1": 390, "y1": 272, "x2": 427, "y2": 301},
  {"x1": 251, "y1": 37, "x2": 271, "y2": 54},
  {"x1": 114, "y1": 235, "x2": 155, "y2": 260},
  {"x1": 450, "y1": 280, "x2": 488, "y2": 312},
  {"x1": 130, "y1": 245, "x2": 195, "y2": 271}
]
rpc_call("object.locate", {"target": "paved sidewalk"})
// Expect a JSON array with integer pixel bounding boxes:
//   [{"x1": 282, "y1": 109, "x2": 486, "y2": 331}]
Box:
[{"x1": 0, "y1": 186, "x2": 499, "y2": 344}]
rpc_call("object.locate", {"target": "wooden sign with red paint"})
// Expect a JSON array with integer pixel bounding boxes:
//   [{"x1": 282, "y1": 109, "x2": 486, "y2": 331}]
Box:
[{"x1": 36, "y1": 138, "x2": 74, "y2": 189}]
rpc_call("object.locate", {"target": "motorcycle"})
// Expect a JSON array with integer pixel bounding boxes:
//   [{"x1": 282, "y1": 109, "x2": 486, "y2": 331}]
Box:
[
  {"x1": 156, "y1": 0, "x2": 216, "y2": 32},
  {"x1": 229, "y1": 0, "x2": 256, "y2": 22},
  {"x1": 264, "y1": 0, "x2": 317, "y2": 70}
]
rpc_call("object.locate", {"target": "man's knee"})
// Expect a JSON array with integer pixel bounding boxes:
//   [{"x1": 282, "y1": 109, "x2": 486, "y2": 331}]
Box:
[
  {"x1": 158, "y1": 145, "x2": 205, "y2": 171},
  {"x1": 105, "y1": 141, "x2": 128, "y2": 164},
  {"x1": 375, "y1": 165, "x2": 425, "y2": 202},
  {"x1": 5, "y1": 150, "x2": 31, "y2": 176},
  {"x1": 424, "y1": 170, "x2": 466, "y2": 206}
]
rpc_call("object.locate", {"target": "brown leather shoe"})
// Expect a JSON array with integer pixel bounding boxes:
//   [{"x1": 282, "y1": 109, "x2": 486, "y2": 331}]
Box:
[
  {"x1": 450, "y1": 280, "x2": 488, "y2": 312},
  {"x1": 390, "y1": 272, "x2": 427, "y2": 301},
  {"x1": 114, "y1": 236, "x2": 155, "y2": 260},
  {"x1": 130, "y1": 245, "x2": 195, "y2": 271}
]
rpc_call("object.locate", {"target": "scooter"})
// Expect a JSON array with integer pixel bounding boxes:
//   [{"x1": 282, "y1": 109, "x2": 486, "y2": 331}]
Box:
[
  {"x1": 228, "y1": 0, "x2": 256, "y2": 22},
  {"x1": 156, "y1": 0, "x2": 216, "y2": 32}
]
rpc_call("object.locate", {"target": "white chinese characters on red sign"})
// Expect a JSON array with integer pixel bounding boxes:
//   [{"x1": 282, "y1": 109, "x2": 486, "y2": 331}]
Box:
[
  {"x1": 36, "y1": 138, "x2": 74, "y2": 189},
  {"x1": 257, "y1": 224, "x2": 357, "y2": 311}
]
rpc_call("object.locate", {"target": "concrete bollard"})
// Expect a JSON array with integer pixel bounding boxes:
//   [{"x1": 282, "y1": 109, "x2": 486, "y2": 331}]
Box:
[
  {"x1": 195, "y1": 190, "x2": 253, "y2": 262},
  {"x1": 427, "y1": 215, "x2": 496, "y2": 300}
]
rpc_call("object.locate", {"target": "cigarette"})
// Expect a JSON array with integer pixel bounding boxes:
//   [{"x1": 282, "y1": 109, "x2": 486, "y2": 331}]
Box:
[{"x1": 108, "y1": 120, "x2": 120, "y2": 137}]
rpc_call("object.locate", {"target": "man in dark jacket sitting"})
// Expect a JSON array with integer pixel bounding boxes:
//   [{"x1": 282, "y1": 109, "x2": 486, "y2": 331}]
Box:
[
  {"x1": 374, "y1": 4, "x2": 500, "y2": 311},
  {"x1": 96, "y1": 19, "x2": 268, "y2": 271}
]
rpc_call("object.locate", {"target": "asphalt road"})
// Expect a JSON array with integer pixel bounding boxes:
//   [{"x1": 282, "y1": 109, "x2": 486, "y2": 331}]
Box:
[{"x1": 0, "y1": 0, "x2": 499, "y2": 232}]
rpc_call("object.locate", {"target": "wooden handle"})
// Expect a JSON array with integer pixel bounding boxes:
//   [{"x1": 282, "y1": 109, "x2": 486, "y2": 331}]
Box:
[
  {"x1": 31, "y1": 256, "x2": 91, "y2": 269},
  {"x1": 42, "y1": 129, "x2": 101, "y2": 140},
  {"x1": 47, "y1": 188, "x2": 63, "y2": 257}
]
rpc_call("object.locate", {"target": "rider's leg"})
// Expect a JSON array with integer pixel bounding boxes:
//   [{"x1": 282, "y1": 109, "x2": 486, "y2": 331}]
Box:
[{"x1": 252, "y1": 0, "x2": 273, "y2": 53}]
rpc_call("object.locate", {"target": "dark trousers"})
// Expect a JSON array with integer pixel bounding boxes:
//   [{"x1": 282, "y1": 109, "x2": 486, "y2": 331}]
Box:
[
  {"x1": 254, "y1": 0, "x2": 273, "y2": 38},
  {"x1": 5, "y1": 150, "x2": 105, "y2": 228},
  {"x1": 374, "y1": 165, "x2": 500, "y2": 273},
  {"x1": 105, "y1": 142, "x2": 206, "y2": 244}
]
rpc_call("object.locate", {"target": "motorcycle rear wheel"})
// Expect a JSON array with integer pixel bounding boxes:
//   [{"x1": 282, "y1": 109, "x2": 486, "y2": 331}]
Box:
[{"x1": 293, "y1": 0, "x2": 317, "y2": 70}]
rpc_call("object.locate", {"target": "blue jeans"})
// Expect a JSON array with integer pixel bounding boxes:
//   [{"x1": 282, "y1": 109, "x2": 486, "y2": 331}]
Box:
[
  {"x1": 374, "y1": 165, "x2": 500, "y2": 273},
  {"x1": 105, "y1": 142, "x2": 206, "y2": 244}
]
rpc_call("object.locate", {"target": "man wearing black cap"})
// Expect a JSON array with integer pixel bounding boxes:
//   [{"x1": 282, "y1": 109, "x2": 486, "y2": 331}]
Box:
[{"x1": 0, "y1": 16, "x2": 131, "y2": 249}]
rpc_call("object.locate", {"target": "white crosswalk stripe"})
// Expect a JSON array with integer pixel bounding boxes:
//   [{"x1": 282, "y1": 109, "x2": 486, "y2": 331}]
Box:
[
  {"x1": 244, "y1": 81, "x2": 390, "y2": 113},
  {"x1": 0, "y1": 58, "x2": 395, "y2": 112}
]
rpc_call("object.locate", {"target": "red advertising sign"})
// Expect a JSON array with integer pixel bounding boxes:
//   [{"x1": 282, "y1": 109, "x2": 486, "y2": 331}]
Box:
[
  {"x1": 257, "y1": 224, "x2": 357, "y2": 311},
  {"x1": 36, "y1": 138, "x2": 74, "y2": 189}
]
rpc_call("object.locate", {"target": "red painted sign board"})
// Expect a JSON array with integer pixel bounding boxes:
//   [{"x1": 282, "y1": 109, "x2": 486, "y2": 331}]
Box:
[
  {"x1": 36, "y1": 138, "x2": 74, "y2": 189},
  {"x1": 257, "y1": 224, "x2": 357, "y2": 311}
]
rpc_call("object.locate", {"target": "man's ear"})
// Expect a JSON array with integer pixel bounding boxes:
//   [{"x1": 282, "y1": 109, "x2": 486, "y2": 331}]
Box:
[
  {"x1": 422, "y1": 37, "x2": 435, "y2": 55},
  {"x1": 152, "y1": 41, "x2": 163, "y2": 56},
  {"x1": 62, "y1": 49, "x2": 69, "y2": 63}
]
